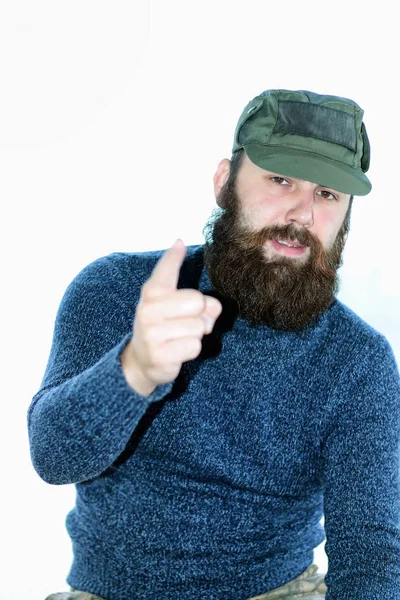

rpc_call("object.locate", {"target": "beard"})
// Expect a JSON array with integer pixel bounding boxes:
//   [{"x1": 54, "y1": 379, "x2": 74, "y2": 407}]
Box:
[{"x1": 203, "y1": 176, "x2": 351, "y2": 332}]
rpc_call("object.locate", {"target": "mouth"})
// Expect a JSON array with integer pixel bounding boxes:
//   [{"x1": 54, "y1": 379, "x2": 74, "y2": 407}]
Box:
[{"x1": 270, "y1": 238, "x2": 309, "y2": 257}]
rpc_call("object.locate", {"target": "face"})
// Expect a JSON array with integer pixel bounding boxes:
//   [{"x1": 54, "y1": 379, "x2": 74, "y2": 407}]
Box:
[
  {"x1": 220, "y1": 154, "x2": 351, "y2": 261},
  {"x1": 203, "y1": 153, "x2": 353, "y2": 331}
]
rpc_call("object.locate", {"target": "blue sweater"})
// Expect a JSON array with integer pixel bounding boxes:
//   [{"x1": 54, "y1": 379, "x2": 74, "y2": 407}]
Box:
[{"x1": 28, "y1": 245, "x2": 400, "y2": 600}]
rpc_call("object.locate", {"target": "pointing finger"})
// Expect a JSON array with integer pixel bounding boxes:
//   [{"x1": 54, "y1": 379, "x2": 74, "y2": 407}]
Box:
[{"x1": 143, "y1": 239, "x2": 187, "y2": 298}]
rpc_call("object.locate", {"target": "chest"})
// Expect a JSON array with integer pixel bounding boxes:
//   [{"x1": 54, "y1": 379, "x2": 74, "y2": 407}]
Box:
[{"x1": 133, "y1": 327, "x2": 332, "y2": 496}]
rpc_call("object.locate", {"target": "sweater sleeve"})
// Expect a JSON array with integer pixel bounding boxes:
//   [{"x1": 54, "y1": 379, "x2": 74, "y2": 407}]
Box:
[
  {"x1": 322, "y1": 334, "x2": 400, "y2": 600},
  {"x1": 27, "y1": 255, "x2": 173, "y2": 485}
]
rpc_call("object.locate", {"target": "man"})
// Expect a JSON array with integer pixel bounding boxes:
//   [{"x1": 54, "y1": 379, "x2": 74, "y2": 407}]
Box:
[{"x1": 28, "y1": 89, "x2": 400, "y2": 600}]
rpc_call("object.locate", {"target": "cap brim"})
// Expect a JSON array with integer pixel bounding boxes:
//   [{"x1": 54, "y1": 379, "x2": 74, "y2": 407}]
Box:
[{"x1": 244, "y1": 144, "x2": 372, "y2": 196}]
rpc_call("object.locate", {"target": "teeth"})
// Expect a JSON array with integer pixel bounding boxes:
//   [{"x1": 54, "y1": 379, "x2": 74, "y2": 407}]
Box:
[{"x1": 277, "y1": 240, "x2": 300, "y2": 248}]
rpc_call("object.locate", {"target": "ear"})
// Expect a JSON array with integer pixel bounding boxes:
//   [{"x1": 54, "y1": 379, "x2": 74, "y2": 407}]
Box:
[{"x1": 213, "y1": 159, "x2": 231, "y2": 207}]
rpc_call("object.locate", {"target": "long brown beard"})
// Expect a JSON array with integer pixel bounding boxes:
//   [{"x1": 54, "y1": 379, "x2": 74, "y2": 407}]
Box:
[{"x1": 203, "y1": 176, "x2": 351, "y2": 331}]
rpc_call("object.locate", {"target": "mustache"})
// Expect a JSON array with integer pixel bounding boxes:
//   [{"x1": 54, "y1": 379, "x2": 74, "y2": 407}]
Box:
[
  {"x1": 235, "y1": 223, "x2": 317, "y2": 250},
  {"x1": 216, "y1": 214, "x2": 340, "y2": 283}
]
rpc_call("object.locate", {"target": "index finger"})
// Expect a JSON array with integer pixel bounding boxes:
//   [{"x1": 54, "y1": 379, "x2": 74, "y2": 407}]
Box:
[{"x1": 144, "y1": 239, "x2": 187, "y2": 298}]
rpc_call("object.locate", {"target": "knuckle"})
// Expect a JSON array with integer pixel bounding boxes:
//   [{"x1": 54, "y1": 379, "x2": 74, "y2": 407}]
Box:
[
  {"x1": 151, "y1": 347, "x2": 170, "y2": 369},
  {"x1": 138, "y1": 323, "x2": 158, "y2": 346},
  {"x1": 146, "y1": 326, "x2": 162, "y2": 346},
  {"x1": 193, "y1": 317, "x2": 206, "y2": 337},
  {"x1": 187, "y1": 337, "x2": 202, "y2": 359},
  {"x1": 136, "y1": 302, "x2": 154, "y2": 326},
  {"x1": 193, "y1": 289, "x2": 206, "y2": 306},
  {"x1": 140, "y1": 280, "x2": 154, "y2": 300},
  {"x1": 184, "y1": 290, "x2": 206, "y2": 313}
]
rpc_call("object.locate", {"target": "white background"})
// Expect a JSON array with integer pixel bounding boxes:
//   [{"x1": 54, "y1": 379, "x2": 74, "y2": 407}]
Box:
[{"x1": 1, "y1": 2, "x2": 399, "y2": 599}]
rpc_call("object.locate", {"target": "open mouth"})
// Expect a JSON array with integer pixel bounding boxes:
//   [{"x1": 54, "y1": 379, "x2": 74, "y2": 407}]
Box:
[
  {"x1": 276, "y1": 239, "x2": 306, "y2": 248},
  {"x1": 270, "y1": 238, "x2": 308, "y2": 256}
]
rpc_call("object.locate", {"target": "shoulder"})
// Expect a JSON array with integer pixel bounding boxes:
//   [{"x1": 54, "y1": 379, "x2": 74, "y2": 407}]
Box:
[
  {"x1": 327, "y1": 299, "x2": 399, "y2": 387},
  {"x1": 328, "y1": 299, "x2": 393, "y2": 353},
  {"x1": 48, "y1": 244, "x2": 204, "y2": 365},
  {"x1": 68, "y1": 244, "x2": 204, "y2": 295},
  {"x1": 316, "y1": 302, "x2": 400, "y2": 446},
  {"x1": 308, "y1": 300, "x2": 399, "y2": 402}
]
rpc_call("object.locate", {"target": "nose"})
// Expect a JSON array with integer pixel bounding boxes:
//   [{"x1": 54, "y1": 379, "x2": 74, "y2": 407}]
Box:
[{"x1": 285, "y1": 189, "x2": 314, "y2": 228}]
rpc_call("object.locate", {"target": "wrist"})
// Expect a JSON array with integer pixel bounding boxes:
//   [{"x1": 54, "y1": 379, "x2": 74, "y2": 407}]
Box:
[{"x1": 120, "y1": 344, "x2": 156, "y2": 397}]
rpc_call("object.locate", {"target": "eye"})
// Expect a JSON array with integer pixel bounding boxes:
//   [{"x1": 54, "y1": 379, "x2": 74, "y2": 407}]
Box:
[
  {"x1": 317, "y1": 189, "x2": 338, "y2": 201},
  {"x1": 271, "y1": 176, "x2": 290, "y2": 185}
]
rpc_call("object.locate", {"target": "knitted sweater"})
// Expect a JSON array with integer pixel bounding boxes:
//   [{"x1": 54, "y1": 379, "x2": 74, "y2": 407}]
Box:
[{"x1": 28, "y1": 245, "x2": 400, "y2": 600}]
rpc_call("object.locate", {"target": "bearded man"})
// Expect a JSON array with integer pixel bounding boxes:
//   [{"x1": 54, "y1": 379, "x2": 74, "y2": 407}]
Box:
[{"x1": 28, "y1": 90, "x2": 400, "y2": 600}]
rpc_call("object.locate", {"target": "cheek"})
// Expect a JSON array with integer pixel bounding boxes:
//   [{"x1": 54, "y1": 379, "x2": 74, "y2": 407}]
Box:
[
  {"x1": 315, "y1": 210, "x2": 346, "y2": 247},
  {"x1": 239, "y1": 193, "x2": 284, "y2": 229},
  {"x1": 242, "y1": 205, "x2": 281, "y2": 231}
]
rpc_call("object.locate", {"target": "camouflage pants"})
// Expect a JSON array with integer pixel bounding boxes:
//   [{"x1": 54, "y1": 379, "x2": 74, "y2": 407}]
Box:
[{"x1": 45, "y1": 563, "x2": 327, "y2": 600}]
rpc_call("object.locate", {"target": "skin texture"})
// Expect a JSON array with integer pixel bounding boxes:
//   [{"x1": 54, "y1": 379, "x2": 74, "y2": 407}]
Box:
[{"x1": 213, "y1": 154, "x2": 351, "y2": 260}]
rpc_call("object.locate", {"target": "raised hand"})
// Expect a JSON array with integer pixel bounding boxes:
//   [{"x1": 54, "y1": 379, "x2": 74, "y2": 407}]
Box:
[{"x1": 121, "y1": 239, "x2": 222, "y2": 396}]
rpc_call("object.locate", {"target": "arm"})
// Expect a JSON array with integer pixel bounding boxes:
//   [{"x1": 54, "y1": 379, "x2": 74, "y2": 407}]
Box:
[
  {"x1": 322, "y1": 335, "x2": 400, "y2": 600},
  {"x1": 27, "y1": 255, "x2": 173, "y2": 485},
  {"x1": 28, "y1": 244, "x2": 221, "y2": 486}
]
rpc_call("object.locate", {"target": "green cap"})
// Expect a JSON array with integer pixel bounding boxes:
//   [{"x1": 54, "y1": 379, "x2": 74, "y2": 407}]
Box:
[{"x1": 232, "y1": 89, "x2": 372, "y2": 196}]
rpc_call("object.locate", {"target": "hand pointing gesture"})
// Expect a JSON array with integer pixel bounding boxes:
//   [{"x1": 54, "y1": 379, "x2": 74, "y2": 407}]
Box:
[{"x1": 121, "y1": 239, "x2": 222, "y2": 396}]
